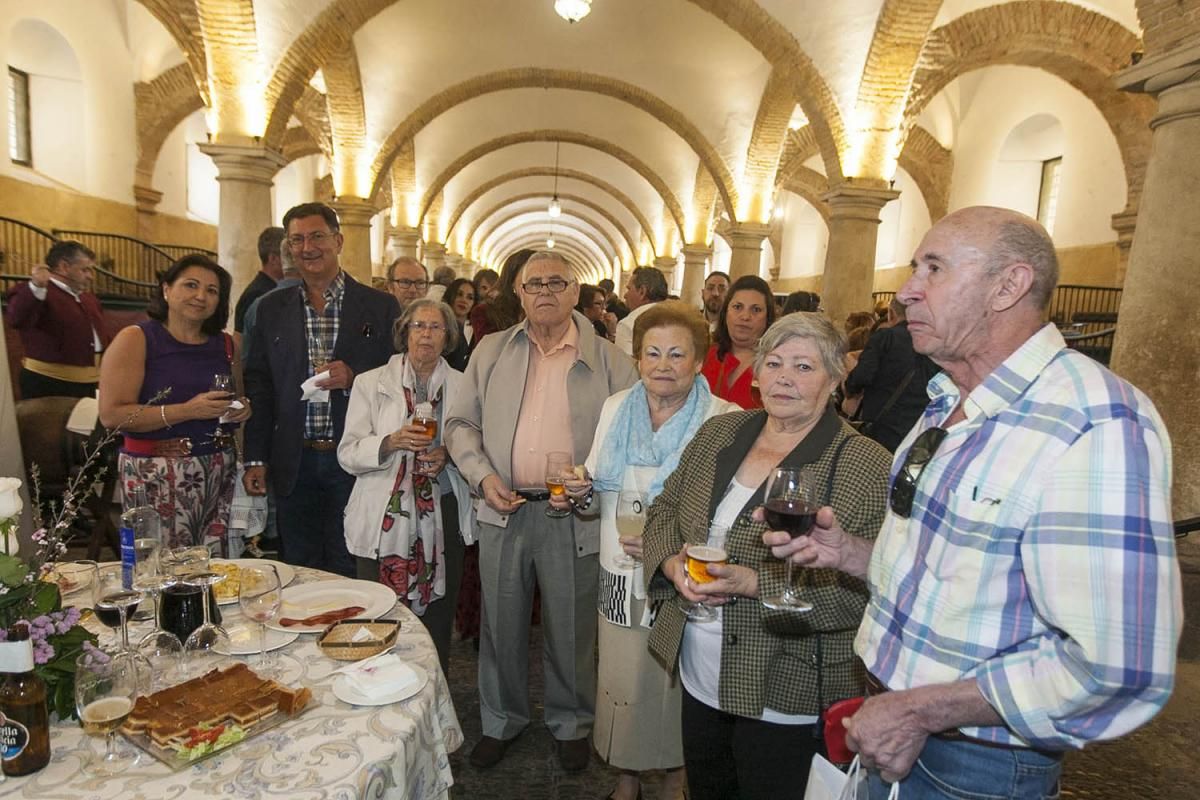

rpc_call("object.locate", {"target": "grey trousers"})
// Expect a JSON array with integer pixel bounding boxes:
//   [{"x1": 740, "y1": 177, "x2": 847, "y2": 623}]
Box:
[
  {"x1": 477, "y1": 500, "x2": 598, "y2": 741},
  {"x1": 355, "y1": 492, "x2": 464, "y2": 678}
]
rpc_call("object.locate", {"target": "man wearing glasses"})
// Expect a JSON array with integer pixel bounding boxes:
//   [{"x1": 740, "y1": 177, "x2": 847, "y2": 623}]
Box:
[
  {"x1": 243, "y1": 202, "x2": 399, "y2": 576},
  {"x1": 446, "y1": 251, "x2": 637, "y2": 772},
  {"x1": 765, "y1": 206, "x2": 1180, "y2": 799},
  {"x1": 387, "y1": 255, "x2": 469, "y2": 370}
]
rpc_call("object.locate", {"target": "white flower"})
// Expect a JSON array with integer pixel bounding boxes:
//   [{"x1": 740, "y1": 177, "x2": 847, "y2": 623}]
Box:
[{"x1": 0, "y1": 477, "x2": 22, "y2": 520}]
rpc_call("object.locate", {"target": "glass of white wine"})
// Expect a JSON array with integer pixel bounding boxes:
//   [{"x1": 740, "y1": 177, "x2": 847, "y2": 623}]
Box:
[
  {"x1": 239, "y1": 564, "x2": 282, "y2": 677},
  {"x1": 612, "y1": 490, "x2": 647, "y2": 571},
  {"x1": 75, "y1": 651, "x2": 139, "y2": 775}
]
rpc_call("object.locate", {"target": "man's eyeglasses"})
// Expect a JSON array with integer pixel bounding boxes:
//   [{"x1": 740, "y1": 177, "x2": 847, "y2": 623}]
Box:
[
  {"x1": 408, "y1": 321, "x2": 445, "y2": 333},
  {"x1": 287, "y1": 232, "x2": 333, "y2": 248},
  {"x1": 390, "y1": 278, "x2": 429, "y2": 291},
  {"x1": 521, "y1": 278, "x2": 572, "y2": 295},
  {"x1": 889, "y1": 426, "x2": 948, "y2": 518}
]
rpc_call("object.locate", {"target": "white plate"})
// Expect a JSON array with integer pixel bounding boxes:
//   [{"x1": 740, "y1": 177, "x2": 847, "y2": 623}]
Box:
[
  {"x1": 332, "y1": 663, "x2": 427, "y2": 706},
  {"x1": 214, "y1": 618, "x2": 299, "y2": 655},
  {"x1": 268, "y1": 579, "x2": 397, "y2": 634},
  {"x1": 212, "y1": 559, "x2": 297, "y2": 605}
]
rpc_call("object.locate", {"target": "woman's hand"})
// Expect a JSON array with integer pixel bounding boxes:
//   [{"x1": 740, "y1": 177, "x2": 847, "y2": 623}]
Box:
[
  {"x1": 222, "y1": 396, "x2": 252, "y2": 424},
  {"x1": 383, "y1": 423, "x2": 434, "y2": 455},
  {"x1": 694, "y1": 563, "x2": 759, "y2": 602},
  {"x1": 415, "y1": 445, "x2": 449, "y2": 477},
  {"x1": 184, "y1": 390, "x2": 235, "y2": 421},
  {"x1": 757, "y1": 505, "x2": 873, "y2": 580},
  {"x1": 662, "y1": 547, "x2": 711, "y2": 606},
  {"x1": 619, "y1": 535, "x2": 643, "y2": 558},
  {"x1": 549, "y1": 469, "x2": 592, "y2": 512}
]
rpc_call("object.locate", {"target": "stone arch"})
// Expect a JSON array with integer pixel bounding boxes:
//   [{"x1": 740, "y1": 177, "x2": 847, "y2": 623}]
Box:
[
  {"x1": 905, "y1": 1, "x2": 1153, "y2": 211},
  {"x1": 464, "y1": 193, "x2": 640, "y2": 262},
  {"x1": 195, "y1": 0, "x2": 263, "y2": 136},
  {"x1": 476, "y1": 209, "x2": 622, "y2": 266},
  {"x1": 321, "y1": 48, "x2": 368, "y2": 195},
  {"x1": 293, "y1": 87, "x2": 334, "y2": 158},
  {"x1": 365, "y1": 69, "x2": 738, "y2": 221},
  {"x1": 134, "y1": 0, "x2": 209, "y2": 103},
  {"x1": 135, "y1": 62, "x2": 203, "y2": 184},
  {"x1": 418, "y1": 130, "x2": 686, "y2": 239},
  {"x1": 491, "y1": 236, "x2": 603, "y2": 281},
  {"x1": 778, "y1": 167, "x2": 831, "y2": 224},
  {"x1": 260, "y1": 0, "x2": 845, "y2": 192},
  {"x1": 896, "y1": 126, "x2": 952, "y2": 221},
  {"x1": 281, "y1": 126, "x2": 323, "y2": 164},
  {"x1": 445, "y1": 168, "x2": 661, "y2": 259}
]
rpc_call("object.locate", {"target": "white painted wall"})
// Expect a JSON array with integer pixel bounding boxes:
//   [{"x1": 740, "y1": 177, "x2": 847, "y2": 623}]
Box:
[
  {"x1": 271, "y1": 153, "x2": 326, "y2": 223},
  {"x1": 945, "y1": 66, "x2": 1125, "y2": 247},
  {"x1": 152, "y1": 110, "x2": 208, "y2": 220},
  {"x1": 876, "y1": 168, "x2": 932, "y2": 267},
  {"x1": 777, "y1": 193, "x2": 829, "y2": 279}
]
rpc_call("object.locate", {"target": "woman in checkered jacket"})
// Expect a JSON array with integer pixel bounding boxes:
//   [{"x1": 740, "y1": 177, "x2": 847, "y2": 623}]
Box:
[{"x1": 642, "y1": 313, "x2": 892, "y2": 800}]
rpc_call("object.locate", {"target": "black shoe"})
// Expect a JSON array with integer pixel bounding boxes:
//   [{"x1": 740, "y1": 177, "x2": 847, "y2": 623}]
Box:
[
  {"x1": 557, "y1": 737, "x2": 591, "y2": 771},
  {"x1": 469, "y1": 735, "x2": 515, "y2": 769}
]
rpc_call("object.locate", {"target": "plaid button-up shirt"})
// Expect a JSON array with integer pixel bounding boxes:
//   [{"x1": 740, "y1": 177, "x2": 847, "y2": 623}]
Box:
[
  {"x1": 302, "y1": 270, "x2": 345, "y2": 440},
  {"x1": 856, "y1": 323, "x2": 1181, "y2": 751}
]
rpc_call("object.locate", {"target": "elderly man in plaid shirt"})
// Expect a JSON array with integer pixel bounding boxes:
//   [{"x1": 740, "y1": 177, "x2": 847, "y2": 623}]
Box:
[{"x1": 765, "y1": 206, "x2": 1181, "y2": 799}]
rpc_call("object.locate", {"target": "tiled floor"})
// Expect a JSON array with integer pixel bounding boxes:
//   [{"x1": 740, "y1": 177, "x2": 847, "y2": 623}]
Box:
[{"x1": 443, "y1": 535, "x2": 1200, "y2": 799}]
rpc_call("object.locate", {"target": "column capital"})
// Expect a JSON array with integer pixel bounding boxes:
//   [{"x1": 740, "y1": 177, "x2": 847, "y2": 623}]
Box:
[
  {"x1": 423, "y1": 241, "x2": 447, "y2": 256},
  {"x1": 651, "y1": 255, "x2": 678, "y2": 271},
  {"x1": 133, "y1": 183, "x2": 163, "y2": 215},
  {"x1": 718, "y1": 222, "x2": 772, "y2": 250},
  {"x1": 821, "y1": 183, "x2": 900, "y2": 222},
  {"x1": 680, "y1": 244, "x2": 712, "y2": 265},
  {"x1": 1116, "y1": 42, "x2": 1200, "y2": 95},
  {"x1": 328, "y1": 197, "x2": 377, "y2": 228},
  {"x1": 197, "y1": 143, "x2": 287, "y2": 185}
]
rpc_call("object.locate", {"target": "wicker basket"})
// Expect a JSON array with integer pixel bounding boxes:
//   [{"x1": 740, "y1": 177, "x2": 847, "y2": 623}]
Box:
[{"x1": 316, "y1": 619, "x2": 400, "y2": 661}]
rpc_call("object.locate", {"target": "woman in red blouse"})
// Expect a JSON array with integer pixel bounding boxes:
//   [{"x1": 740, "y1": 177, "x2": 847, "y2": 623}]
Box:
[{"x1": 701, "y1": 275, "x2": 776, "y2": 409}]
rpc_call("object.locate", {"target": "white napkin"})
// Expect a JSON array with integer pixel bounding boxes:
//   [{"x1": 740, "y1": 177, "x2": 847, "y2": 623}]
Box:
[
  {"x1": 301, "y1": 370, "x2": 331, "y2": 403},
  {"x1": 344, "y1": 654, "x2": 420, "y2": 701},
  {"x1": 218, "y1": 399, "x2": 245, "y2": 425}
]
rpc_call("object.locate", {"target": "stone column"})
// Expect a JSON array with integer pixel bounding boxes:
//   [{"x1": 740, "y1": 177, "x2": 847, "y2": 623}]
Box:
[
  {"x1": 1109, "y1": 209, "x2": 1138, "y2": 285},
  {"x1": 818, "y1": 183, "x2": 899, "y2": 326},
  {"x1": 720, "y1": 223, "x2": 771, "y2": 281},
  {"x1": 423, "y1": 242, "x2": 447, "y2": 272},
  {"x1": 652, "y1": 255, "x2": 678, "y2": 293},
  {"x1": 387, "y1": 226, "x2": 422, "y2": 261},
  {"x1": 444, "y1": 252, "x2": 464, "y2": 277},
  {"x1": 328, "y1": 198, "x2": 376, "y2": 284},
  {"x1": 1113, "y1": 48, "x2": 1200, "y2": 517},
  {"x1": 133, "y1": 182, "x2": 164, "y2": 243},
  {"x1": 198, "y1": 143, "x2": 288, "y2": 308},
  {"x1": 680, "y1": 244, "x2": 712, "y2": 309}
]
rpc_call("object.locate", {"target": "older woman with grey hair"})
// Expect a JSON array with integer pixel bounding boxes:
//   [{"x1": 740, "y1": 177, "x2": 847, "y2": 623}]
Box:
[
  {"x1": 640, "y1": 312, "x2": 894, "y2": 799},
  {"x1": 338, "y1": 298, "x2": 474, "y2": 675}
]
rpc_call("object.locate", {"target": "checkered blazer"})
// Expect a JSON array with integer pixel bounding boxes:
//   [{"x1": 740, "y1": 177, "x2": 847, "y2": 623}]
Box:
[{"x1": 643, "y1": 406, "x2": 891, "y2": 718}]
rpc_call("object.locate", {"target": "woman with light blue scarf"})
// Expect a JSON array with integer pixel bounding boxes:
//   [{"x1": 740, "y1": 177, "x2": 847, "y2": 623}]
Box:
[{"x1": 581, "y1": 301, "x2": 737, "y2": 800}]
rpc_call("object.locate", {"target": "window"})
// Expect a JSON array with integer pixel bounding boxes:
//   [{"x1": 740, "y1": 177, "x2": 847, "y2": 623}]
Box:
[
  {"x1": 8, "y1": 67, "x2": 31, "y2": 166},
  {"x1": 1037, "y1": 156, "x2": 1062, "y2": 235}
]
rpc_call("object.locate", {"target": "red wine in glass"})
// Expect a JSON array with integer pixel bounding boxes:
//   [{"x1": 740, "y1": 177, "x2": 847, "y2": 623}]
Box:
[{"x1": 763, "y1": 499, "x2": 817, "y2": 539}]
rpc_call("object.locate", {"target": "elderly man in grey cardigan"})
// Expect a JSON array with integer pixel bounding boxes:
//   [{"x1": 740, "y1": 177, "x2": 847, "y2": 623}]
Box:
[{"x1": 445, "y1": 251, "x2": 638, "y2": 773}]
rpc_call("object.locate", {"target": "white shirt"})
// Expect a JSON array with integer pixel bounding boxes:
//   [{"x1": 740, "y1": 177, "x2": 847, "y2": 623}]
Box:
[{"x1": 614, "y1": 302, "x2": 656, "y2": 357}]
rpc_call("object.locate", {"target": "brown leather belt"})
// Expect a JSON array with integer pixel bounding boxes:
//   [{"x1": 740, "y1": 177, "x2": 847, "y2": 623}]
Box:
[
  {"x1": 302, "y1": 439, "x2": 338, "y2": 451},
  {"x1": 515, "y1": 489, "x2": 551, "y2": 502},
  {"x1": 123, "y1": 434, "x2": 233, "y2": 457},
  {"x1": 864, "y1": 673, "x2": 1061, "y2": 758}
]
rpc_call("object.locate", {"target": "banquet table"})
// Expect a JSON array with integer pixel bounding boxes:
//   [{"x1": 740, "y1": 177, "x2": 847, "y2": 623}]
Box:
[{"x1": 1, "y1": 565, "x2": 464, "y2": 799}]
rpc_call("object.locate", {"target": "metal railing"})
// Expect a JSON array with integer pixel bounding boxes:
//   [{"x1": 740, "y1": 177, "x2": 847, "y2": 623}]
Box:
[
  {"x1": 0, "y1": 215, "x2": 58, "y2": 295},
  {"x1": 1047, "y1": 285, "x2": 1123, "y2": 328},
  {"x1": 53, "y1": 229, "x2": 174, "y2": 287},
  {"x1": 155, "y1": 243, "x2": 217, "y2": 261}
]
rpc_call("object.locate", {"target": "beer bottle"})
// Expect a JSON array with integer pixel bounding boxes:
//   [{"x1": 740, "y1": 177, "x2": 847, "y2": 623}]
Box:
[{"x1": 0, "y1": 623, "x2": 51, "y2": 776}]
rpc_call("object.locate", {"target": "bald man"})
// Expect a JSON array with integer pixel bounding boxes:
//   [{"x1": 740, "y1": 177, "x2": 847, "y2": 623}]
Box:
[{"x1": 765, "y1": 207, "x2": 1180, "y2": 799}]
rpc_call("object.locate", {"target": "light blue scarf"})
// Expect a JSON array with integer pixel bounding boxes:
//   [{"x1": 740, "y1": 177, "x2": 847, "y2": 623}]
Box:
[{"x1": 593, "y1": 376, "x2": 713, "y2": 503}]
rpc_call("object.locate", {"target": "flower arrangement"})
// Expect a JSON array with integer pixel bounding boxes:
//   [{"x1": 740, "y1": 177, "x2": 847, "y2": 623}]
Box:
[{"x1": 0, "y1": 396, "x2": 161, "y2": 719}]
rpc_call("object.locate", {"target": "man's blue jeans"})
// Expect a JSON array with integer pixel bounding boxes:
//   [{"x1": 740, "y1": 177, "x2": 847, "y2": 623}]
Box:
[{"x1": 868, "y1": 734, "x2": 1061, "y2": 800}]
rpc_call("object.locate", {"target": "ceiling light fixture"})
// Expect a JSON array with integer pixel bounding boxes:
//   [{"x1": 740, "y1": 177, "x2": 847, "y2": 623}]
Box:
[
  {"x1": 554, "y1": 0, "x2": 591, "y2": 23},
  {"x1": 549, "y1": 141, "x2": 562, "y2": 217},
  {"x1": 546, "y1": 235, "x2": 556, "y2": 250}
]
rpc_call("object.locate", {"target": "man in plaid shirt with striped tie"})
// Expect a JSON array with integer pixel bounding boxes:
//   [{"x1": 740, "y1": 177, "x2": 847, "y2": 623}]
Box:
[{"x1": 765, "y1": 206, "x2": 1181, "y2": 799}]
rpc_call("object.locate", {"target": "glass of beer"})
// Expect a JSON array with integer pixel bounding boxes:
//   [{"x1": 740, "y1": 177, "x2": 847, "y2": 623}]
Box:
[
  {"x1": 412, "y1": 402, "x2": 438, "y2": 439},
  {"x1": 612, "y1": 490, "x2": 647, "y2": 570},
  {"x1": 544, "y1": 451, "x2": 574, "y2": 519},
  {"x1": 75, "y1": 651, "x2": 139, "y2": 775},
  {"x1": 760, "y1": 467, "x2": 817, "y2": 613},
  {"x1": 681, "y1": 524, "x2": 729, "y2": 623}
]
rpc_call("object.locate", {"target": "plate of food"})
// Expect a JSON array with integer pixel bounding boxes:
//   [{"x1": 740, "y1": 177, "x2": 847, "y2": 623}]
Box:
[
  {"x1": 211, "y1": 559, "x2": 297, "y2": 605},
  {"x1": 214, "y1": 616, "x2": 299, "y2": 655},
  {"x1": 267, "y1": 579, "x2": 397, "y2": 634}
]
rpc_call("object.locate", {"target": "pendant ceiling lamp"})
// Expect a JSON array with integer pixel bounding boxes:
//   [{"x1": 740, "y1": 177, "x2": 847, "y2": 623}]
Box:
[
  {"x1": 549, "y1": 142, "x2": 562, "y2": 217},
  {"x1": 554, "y1": 0, "x2": 591, "y2": 23}
]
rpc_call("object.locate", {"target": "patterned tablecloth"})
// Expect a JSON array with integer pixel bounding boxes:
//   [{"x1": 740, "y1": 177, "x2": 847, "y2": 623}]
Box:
[{"x1": 1, "y1": 566, "x2": 463, "y2": 799}]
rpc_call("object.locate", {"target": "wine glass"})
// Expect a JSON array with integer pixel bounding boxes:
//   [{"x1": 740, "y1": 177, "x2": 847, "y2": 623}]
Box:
[
  {"x1": 210, "y1": 373, "x2": 235, "y2": 400},
  {"x1": 238, "y1": 564, "x2": 282, "y2": 677},
  {"x1": 544, "y1": 451, "x2": 574, "y2": 519},
  {"x1": 612, "y1": 490, "x2": 647, "y2": 570},
  {"x1": 75, "y1": 651, "x2": 139, "y2": 776},
  {"x1": 308, "y1": 334, "x2": 329, "y2": 373},
  {"x1": 95, "y1": 564, "x2": 142, "y2": 655},
  {"x1": 760, "y1": 467, "x2": 818, "y2": 613},
  {"x1": 681, "y1": 524, "x2": 729, "y2": 623},
  {"x1": 135, "y1": 573, "x2": 184, "y2": 692},
  {"x1": 182, "y1": 571, "x2": 232, "y2": 676}
]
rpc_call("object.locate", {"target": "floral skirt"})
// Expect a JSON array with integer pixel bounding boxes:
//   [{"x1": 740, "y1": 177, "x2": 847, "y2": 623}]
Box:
[{"x1": 119, "y1": 450, "x2": 236, "y2": 557}]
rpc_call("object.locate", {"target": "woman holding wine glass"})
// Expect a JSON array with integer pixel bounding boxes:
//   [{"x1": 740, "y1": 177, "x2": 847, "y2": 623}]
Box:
[
  {"x1": 337, "y1": 298, "x2": 475, "y2": 677},
  {"x1": 550, "y1": 302, "x2": 737, "y2": 800},
  {"x1": 640, "y1": 313, "x2": 892, "y2": 799},
  {"x1": 99, "y1": 254, "x2": 251, "y2": 557}
]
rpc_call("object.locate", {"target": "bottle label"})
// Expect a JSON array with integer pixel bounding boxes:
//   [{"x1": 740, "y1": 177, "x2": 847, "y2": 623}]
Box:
[
  {"x1": 119, "y1": 524, "x2": 136, "y2": 590},
  {"x1": 0, "y1": 713, "x2": 29, "y2": 762}
]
